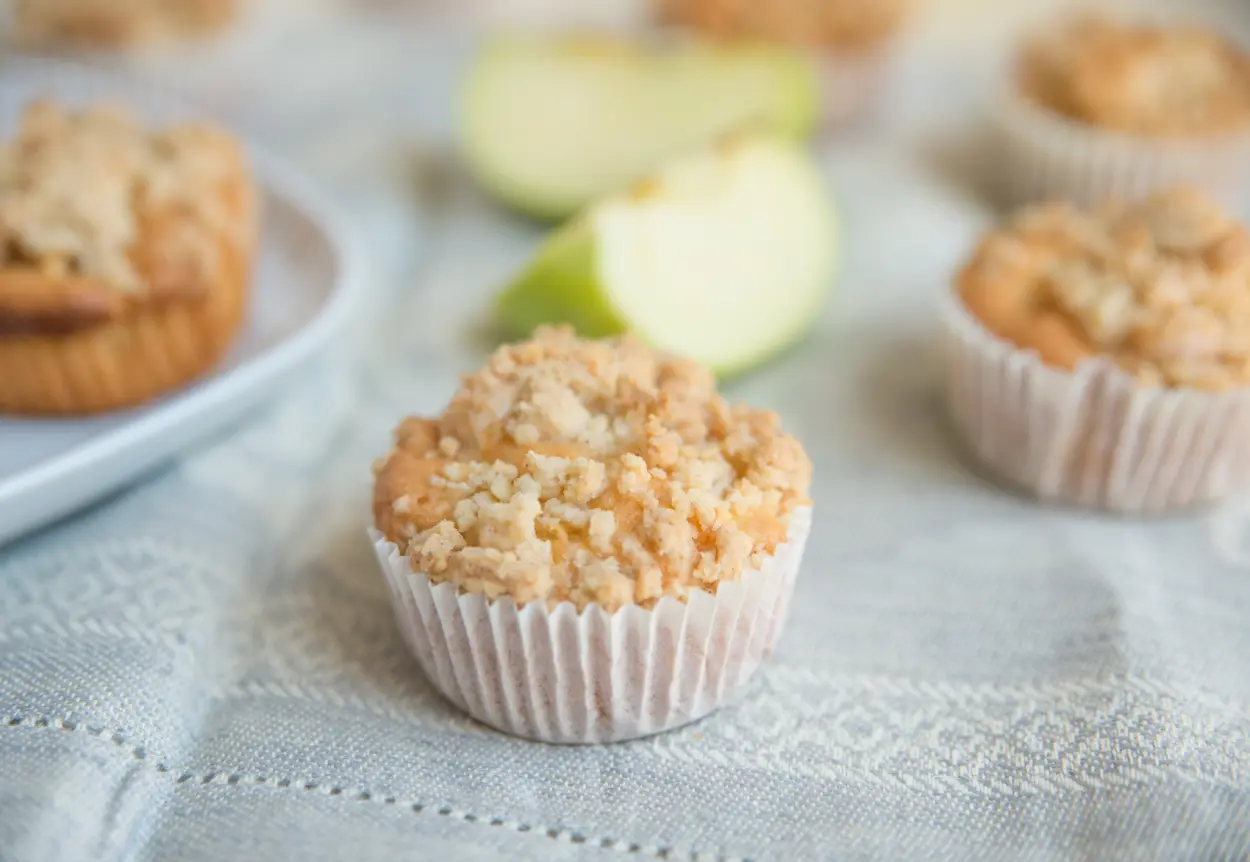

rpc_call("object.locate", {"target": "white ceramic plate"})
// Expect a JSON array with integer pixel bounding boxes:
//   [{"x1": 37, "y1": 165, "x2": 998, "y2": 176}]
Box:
[{"x1": 0, "y1": 58, "x2": 364, "y2": 547}]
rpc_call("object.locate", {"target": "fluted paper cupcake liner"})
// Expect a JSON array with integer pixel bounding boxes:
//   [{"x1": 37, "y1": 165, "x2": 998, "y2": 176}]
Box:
[
  {"x1": 994, "y1": 89, "x2": 1250, "y2": 209},
  {"x1": 942, "y1": 293, "x2": 1250, "y2": 512},
  {"x1": 370, "y1": 507, "x2": 811, "y2": 744}
]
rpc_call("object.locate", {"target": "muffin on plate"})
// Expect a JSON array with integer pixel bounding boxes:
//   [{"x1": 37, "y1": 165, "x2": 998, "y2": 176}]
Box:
[
  {"x1": 944, "y1": 187, "x2": 1250, "y2": 512},
  {"x1": 370, "y1": 326, "x2": 813, "y2": 743},
  {"x1": 657, "y1": 0, "x2": 909, "y2": 127},
  {"x1": 13, "y1": 0, "x2": 238, "y2": 48},
  {"x1": 999, "y1": 14, "x2": 1250, "y2": 206},
  {"x1": 0, "y1": 101, "x2": 258, "y2": 415}
]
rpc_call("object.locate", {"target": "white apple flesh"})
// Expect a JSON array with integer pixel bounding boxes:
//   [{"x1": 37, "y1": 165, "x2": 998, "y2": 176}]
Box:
[
  {"x1": 496, "y1": 134, "x2": 838, "y2": 376},
  {"x1": 462, "y1": 34, "x2": 819, "y2": 219}
]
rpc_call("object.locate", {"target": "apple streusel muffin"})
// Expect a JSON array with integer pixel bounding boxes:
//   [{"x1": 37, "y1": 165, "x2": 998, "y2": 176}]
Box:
[
  {"x1": 999, "y1": 14, "x2": 1250, "y2": 206},
  {"x1": 0, "y1": 100, "x2": 257, "y2": 415},
  {"x1": 945, "y1": 188, "x2": 1250, "y2": 512},
  {"x1": 370, "y1": 325, "x2": 813, "y2": 742}
]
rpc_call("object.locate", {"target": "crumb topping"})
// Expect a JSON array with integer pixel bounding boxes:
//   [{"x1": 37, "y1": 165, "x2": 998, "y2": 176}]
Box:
[
  {"x1": 0, "y1": 101, "x2": 249, "y2": 295},
  {"x1": 659, "y1": 0, "x2": 908, "y2": 51},
  {"x1": 959, "y1": 188, "x2": 1250, "y2": 390},
  {"x1": 373, "y1": 326, "x2": 812, "y2": 612},
  {"x1": 1018, "y1": 16, "x2": 1250, "y2": 136}
]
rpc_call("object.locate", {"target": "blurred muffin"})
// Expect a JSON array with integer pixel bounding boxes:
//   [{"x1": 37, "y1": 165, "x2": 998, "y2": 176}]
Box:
[
  {"x1": 658, "y1": 0, "x2": 910, "y2": 127},
  {"x1": 0, "y1": 101, "x2": 258, "y2": 415},
  {"x1": 370, "y1": 325, "x2": 813, "y2": 743},
  {"x1": 999, "y1": 14, "x2": 1250, "y2": 206},
  {"x1": 945, "y1": 187, "x2": 1250, "y2": 512},
  {"x1": 14, "y1": 0, "x2": 238, "y2": 48}
]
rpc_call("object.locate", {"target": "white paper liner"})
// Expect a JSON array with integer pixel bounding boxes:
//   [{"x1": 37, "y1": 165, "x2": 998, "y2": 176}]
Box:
[
  {"x1": 942, "y1": 291, "x2": 1250, "y2": 512},
  {"x1": 370, "y1": 507, "x2": 811, "y2": 744},
  {"x1": 994, "y1": 89, "x2": 1250, "y2": 209}
]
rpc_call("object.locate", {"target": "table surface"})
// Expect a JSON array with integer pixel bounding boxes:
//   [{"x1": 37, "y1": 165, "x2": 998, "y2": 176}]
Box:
[{"x1": 2, "y1": 1, "x2": 1249, "y2": 860}]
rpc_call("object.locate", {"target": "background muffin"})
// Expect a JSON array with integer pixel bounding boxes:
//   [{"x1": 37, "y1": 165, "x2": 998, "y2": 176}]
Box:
[
  {"x1": 0, "y1": 101, "x2": 258, "y2": 415},
  {"x1": 998, "y1": 14, "x2": 1250, "y2": 207},
  {"x1": 13, "y1": 0, "x2": 238, "y2": 48},
  {"x1": 371, "y1": 326, "x2": 813, "y2": 743},
  {"x1": 657, "y1": 0, "x2": 910, "y2": 127},
  {"x1": 945, "y1": 187, "x2": 1250, "y2": 512}
]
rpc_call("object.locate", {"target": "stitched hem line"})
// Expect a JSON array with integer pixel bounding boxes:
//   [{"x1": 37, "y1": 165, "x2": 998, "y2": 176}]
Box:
[{"x1": 3, "y1": 714, "x2": 748, "y2": 862}]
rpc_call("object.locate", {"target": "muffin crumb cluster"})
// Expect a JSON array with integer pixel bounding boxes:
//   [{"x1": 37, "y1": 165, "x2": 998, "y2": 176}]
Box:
[
  {"x1": 373, "y1": 325, "x2": 811, "y2": 611},
  {"x1": 959, "y1": 188, "x2": 1250, "y2": 390}
]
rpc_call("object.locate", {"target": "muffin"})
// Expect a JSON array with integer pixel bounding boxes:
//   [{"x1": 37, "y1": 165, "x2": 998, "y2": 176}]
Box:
[
  {"x1": 944, "y1": 187, "x2": 1250, "y2": 512},
  {"x1": 13, "y1": 0, "x2": 238, "y2": 48},
  {"x1": 657, "y1": 0, "x2": 909, "y2": 127},
  {"x1": 0, "y1": 101, "x2": 258, "y2": 415},
  {"x1": 999, "y1": 14, "x2": 1250, "y2": 207},
  {"x1": 370, "y1": 326, "x2": 813, "y2": 743}
]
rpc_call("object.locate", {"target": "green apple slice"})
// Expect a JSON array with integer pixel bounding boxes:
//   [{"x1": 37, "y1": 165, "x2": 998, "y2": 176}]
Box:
[
  {"x1": 461, "y1": 33, "x2": 818, "y2": 219},
  {"x1": 496, "y1": 134, "x2": 838, "y2": 376}
]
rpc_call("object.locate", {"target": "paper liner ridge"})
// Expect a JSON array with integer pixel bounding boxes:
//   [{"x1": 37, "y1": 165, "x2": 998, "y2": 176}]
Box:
[
  {"x1": 942, "y1": 293, "x2": 1250, "y2": 511},
  {"x1": 372, "y1": 507, "x2": 811, "y2": 744}
]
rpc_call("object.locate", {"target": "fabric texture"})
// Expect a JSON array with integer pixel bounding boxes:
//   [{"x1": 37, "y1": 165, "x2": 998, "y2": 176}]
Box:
[{"x1": 3, "y1": 3, "x2": 1250, "y2": 860}]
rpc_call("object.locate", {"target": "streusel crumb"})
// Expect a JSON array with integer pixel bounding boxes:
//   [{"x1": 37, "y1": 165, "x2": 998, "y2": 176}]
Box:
[
  {"x1": 373, "y1": 326, "x2": 812, "y2": 612},
  {"x1": 0, "y1": 101, "x2": 251, "y2": 296},
  {"x1": 1018, "y1": 16, "x2": 1250, "y2": 136},
  {"x1": 959, "y1": 188, "x2": 1250, "y2": 390}
]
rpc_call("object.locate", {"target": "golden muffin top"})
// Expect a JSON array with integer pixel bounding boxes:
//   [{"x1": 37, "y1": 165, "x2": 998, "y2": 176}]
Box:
[
  {"x1": 373, "y1": 326, "x2": 812, "y2": 611},
  {"x1": 959, "y1": 188, "x2": 1250, "y2": 390}
]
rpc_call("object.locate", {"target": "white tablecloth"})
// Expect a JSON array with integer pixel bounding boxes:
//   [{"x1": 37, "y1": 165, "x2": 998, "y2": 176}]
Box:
[{"x1": 2, "y1": 2, "x2": 1249, "y2": 859}]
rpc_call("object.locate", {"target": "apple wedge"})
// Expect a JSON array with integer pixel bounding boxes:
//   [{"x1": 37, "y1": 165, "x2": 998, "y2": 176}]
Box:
[
  {"x1": 496, "y1": 134, "x2": 838, "y2": 376},
  {"x1": 461, "y1": 33, "x2": 818, "y2": 219}
]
